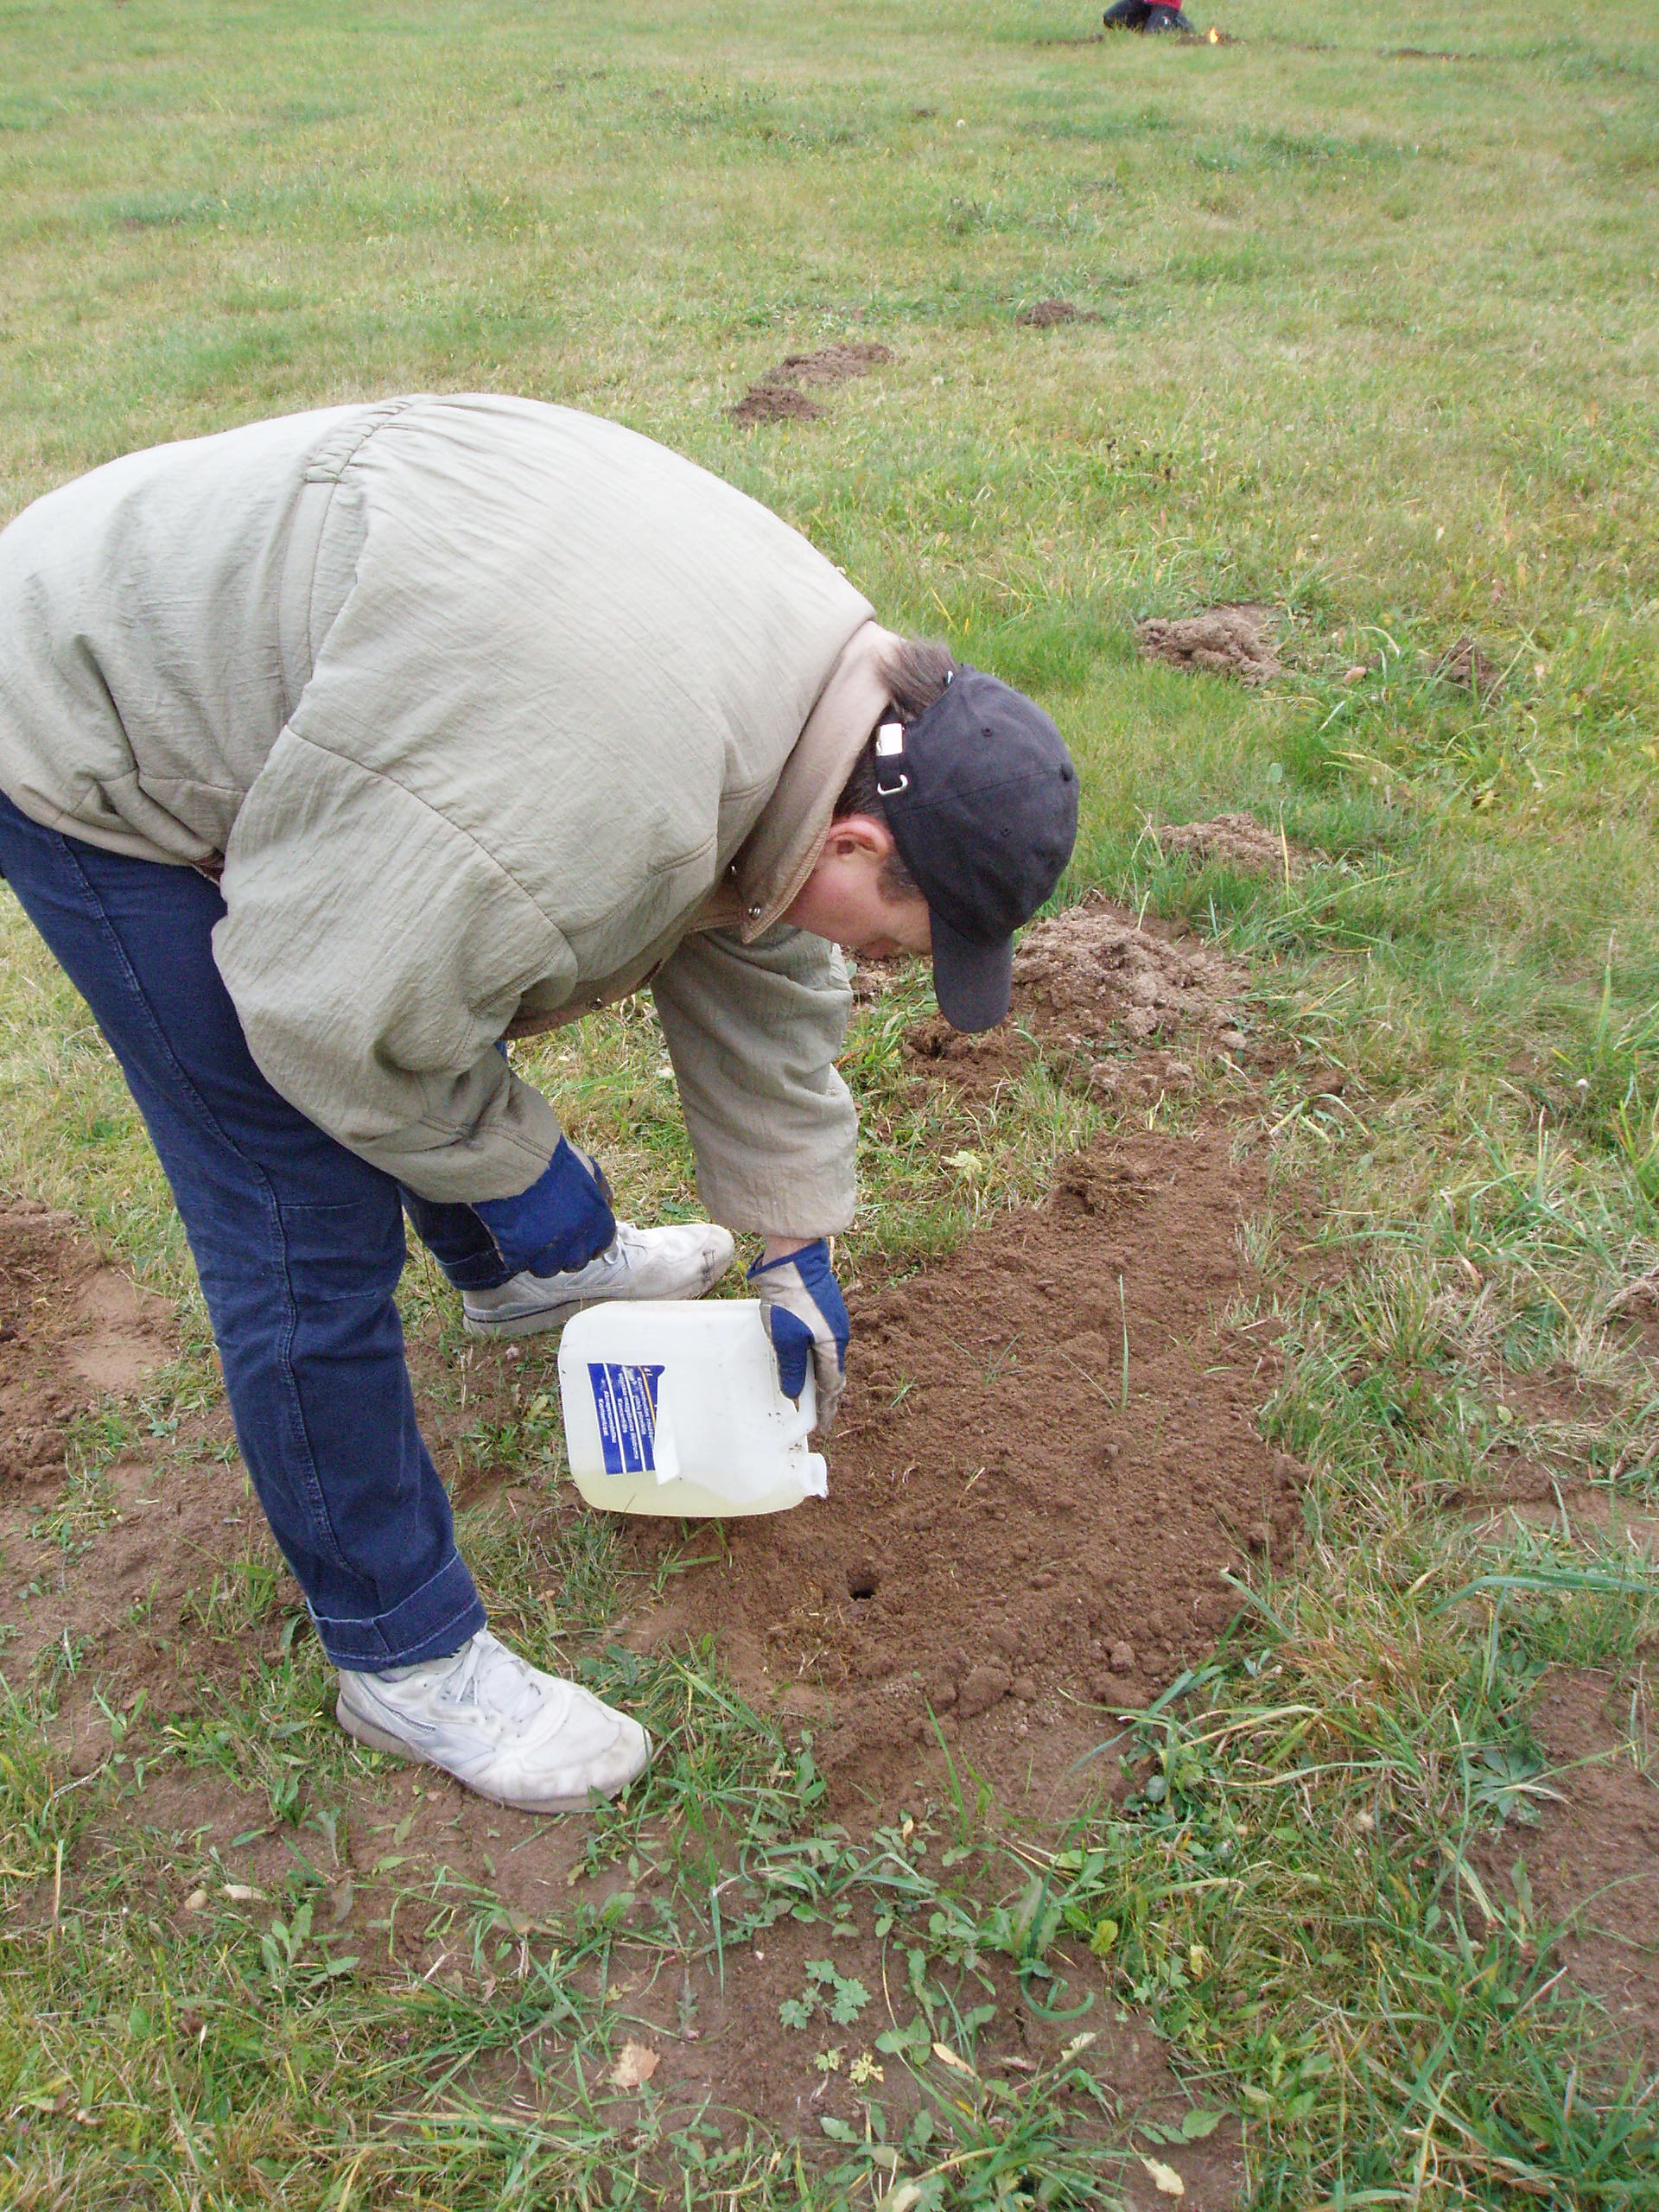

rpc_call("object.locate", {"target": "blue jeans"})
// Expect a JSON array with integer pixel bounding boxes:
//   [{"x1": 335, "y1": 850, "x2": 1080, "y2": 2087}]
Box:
[{"x1": 0, "y1": 790, "x2": 497, "y2": 1669}]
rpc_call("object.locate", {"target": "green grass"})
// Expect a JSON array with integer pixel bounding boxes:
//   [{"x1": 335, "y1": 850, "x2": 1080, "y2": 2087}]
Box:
[{"x1": 3, "y1": 0, "x2": 1659, "y2": 2202}]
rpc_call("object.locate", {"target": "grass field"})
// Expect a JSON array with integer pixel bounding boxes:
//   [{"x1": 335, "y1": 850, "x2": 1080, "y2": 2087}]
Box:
[{"x1": 3, "y1": 1, "x2": 1658, "y2": 2204}]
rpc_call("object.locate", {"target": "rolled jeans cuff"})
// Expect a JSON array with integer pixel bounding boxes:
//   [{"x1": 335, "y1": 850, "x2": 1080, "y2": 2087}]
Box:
[{"x1": 310, "y1": 1550, "x2": 486, "y2": 1670}]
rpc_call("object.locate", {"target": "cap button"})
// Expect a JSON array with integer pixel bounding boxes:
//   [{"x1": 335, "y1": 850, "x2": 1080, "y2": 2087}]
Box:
[{"x1": 747, "y1": 903, "x2": 763, "y2": 919}]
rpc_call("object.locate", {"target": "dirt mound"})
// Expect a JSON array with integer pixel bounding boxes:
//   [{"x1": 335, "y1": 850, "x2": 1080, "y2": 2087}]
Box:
[
  {"x1": 1011, "y1": 899, "x2": 1246, "y2": 1051},
  {"x1": 1154, "y1": 811, "x2": 1307, "y2": 877},
  {"x1": 729, "y1": 341, "x2": 894, "y2": 425},
  {"x1": 729, "y1": 384, "x2": 825, "y2": 426},
  {"x1": 903, "y1": 896, "x2": 1249, "y2": 1098},
  {"x1": 776, "y1": 341, "x2": 895, "y2": 386},
  {"x1": 620, "y1": 1123, "x2": 1299, "y2": 1810},
  {"x1": 1434, "y1": 636, "x2": 1502, "y2": 699},
  {"x1": 0, "y1": 1203, "x2": 173, "y2": 1485},
  {"x1": 1017, "y1": 298, "x2": 1101, "y2": 327},
  {"x1": 1136, "y1": 604, "x2": 1281, "y2": 686}
]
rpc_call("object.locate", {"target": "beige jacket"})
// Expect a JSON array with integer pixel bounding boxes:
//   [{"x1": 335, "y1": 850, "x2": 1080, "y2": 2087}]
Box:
[{"x1": 0, "y1": 397, "x2": 899, "y2": 1230}]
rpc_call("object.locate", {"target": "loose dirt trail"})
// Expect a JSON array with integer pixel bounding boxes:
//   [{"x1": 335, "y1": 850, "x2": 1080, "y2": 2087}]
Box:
[
  {"x1": 598, "y1": 897, "x2": 1298, "y2": 1811},
  {"x1": 620, "y1": 1120, "x2": 1295, "y2": 1813}
]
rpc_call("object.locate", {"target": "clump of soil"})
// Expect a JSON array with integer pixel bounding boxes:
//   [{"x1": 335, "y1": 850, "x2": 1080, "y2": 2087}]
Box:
[
  {"x1": 728, "y1": 383, "x2": 824, "y2": 427},
  {"x1": 728, "y1": 341, "x2": 894, "y2": 425},
  {"x1": 1154, "y1": 811, "x2": 1310, "y2": 877},
  {"x1": 903, "y1": 895, "x2": 1249, "y2": 1096},
  {"x1": 1017, "y1": 298, "x2": 1102, "y2": 327},
  {"x1": 1136, "y1": 604, "x2": 1281, "y2": 687},
  {"x1": 1433, "y1": 636, "x2": 1502, "y2": 699},
  {"x1": 620, "y1": 1122, "x2": 1300, "y2": 1810}
]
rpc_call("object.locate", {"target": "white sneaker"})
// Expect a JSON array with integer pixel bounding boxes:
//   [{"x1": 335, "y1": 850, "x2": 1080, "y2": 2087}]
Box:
[
  {"x1": 461, "y1": 1219, "x2": 735, "y2": 1340},
  {"x1": 335, "y1": 1628, "x2": 651, "y2": 1813}
]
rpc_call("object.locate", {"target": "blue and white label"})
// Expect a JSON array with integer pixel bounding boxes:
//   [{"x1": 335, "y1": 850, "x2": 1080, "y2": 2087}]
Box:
[{"x1": 588, "y1": 1362, "x2": 665, "y2": 1476}]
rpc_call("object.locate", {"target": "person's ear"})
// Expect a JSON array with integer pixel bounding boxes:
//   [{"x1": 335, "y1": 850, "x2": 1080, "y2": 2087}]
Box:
[
  {"x1": 849, "y1": 818, "x2": 902, "y2": 858},
  {"x1": 827, "y1": 813, "x2": 891, "y2": 861}
]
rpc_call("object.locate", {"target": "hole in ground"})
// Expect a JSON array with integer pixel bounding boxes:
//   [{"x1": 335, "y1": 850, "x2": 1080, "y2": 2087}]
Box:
[{"x1": 847, "y1": 1567, "x2": 880, "y2": 1601}]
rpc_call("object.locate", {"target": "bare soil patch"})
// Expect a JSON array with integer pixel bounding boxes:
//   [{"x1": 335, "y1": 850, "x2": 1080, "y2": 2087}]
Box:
[
  {"x1": 620, "y1": 1118, "x2": 1297, "y2": 1813},
  {"x1": 508, "y1": 1905, "x2": 1246, "y2": 2206},
  {"x1": 0, "y1": 1202, "x2": 172, "y2": 1486},
  {"x1": 1017, "y1": 298, "x2": 1102, "y2": 327},
  {"x1": 1136, "y1": 605, "x2": 1281, "y2": 687},
  {"x1": 1152, "y1": 811, "x2": 1309, "y2": 877},
  {"x1": 7, "y1": 931, "x2": 1274, "y2": 2187},
  {"x1": 1481, "y1": 1667, "x2": 1659, "y2": 2064},
  {"x1": 609, "y1": 898, "x2": 1300, "y2": 1814},
  {"x1": 728, "y1": 341, "x2": 894, "y2": 425}
]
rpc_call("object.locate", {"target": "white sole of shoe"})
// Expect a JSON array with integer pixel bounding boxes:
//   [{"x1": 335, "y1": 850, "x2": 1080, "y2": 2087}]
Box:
[
  {"x1": 461, "y1": 1240, "x2": 734, "y2": 1342},
  {"x1": 334, "y1": 1692, "x2": 651, "y2": 1813},
  {"x1": 461, "y1": 1286, "x2": 606, "y2": 1342}
]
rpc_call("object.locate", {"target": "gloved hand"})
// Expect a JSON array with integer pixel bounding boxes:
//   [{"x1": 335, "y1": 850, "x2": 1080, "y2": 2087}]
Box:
[
  {"x1": 471, "y1": 1138, "x2": 615, "y2": 1279},
  {"x1": 748, "y1": 1239, "x2": 849, "y2": 1433}
]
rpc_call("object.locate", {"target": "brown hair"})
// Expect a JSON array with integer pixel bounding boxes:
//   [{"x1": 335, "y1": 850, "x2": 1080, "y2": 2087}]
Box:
[{"x1": 830, "y1": 637, "x2": 959, "y2": 902}]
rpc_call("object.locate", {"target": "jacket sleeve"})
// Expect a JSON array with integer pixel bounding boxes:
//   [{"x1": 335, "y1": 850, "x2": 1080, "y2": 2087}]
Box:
[
  {"x1": 651, "y1": 923, "x2": 857, "y2": 1236},
  {"x1": 213, "y1": 730, "x2": 574, "y2": 1205}
]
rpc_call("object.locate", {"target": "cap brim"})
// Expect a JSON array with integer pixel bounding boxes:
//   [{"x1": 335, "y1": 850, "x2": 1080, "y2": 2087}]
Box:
[{"x1": 930, "y1": 912, "x2": 1014, "y2": 1033}]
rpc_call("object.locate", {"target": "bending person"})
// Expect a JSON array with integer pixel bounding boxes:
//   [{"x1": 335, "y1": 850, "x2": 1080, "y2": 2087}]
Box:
[{"x1": 0, "y1": 396, "x2": 1077, "y2": 1812}]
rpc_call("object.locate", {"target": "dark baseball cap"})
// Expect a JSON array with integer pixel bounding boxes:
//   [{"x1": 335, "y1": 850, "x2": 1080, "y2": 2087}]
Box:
[{"x1": 875, "y1": 666, "x2": 1079, "y2": 1033}]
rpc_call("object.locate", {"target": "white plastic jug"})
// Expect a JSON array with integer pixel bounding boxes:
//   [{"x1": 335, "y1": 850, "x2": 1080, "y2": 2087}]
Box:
[{"x1": 557, "y1": 1300, "x2": 829, "y2": 1518}]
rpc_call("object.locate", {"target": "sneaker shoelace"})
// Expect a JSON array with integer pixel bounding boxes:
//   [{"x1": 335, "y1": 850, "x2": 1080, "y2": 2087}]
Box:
[{"x1": 442, "y1": 1636, "x2": 560, "y2": 1733}]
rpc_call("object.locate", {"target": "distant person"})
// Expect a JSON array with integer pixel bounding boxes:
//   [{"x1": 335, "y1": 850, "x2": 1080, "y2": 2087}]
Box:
[
  {"x1": 0, "y1": 396, "x2": 1077, "y2": 1816},
  {"x1": 1104, "y1": 3, "x2": 1196, "y2": 29}
]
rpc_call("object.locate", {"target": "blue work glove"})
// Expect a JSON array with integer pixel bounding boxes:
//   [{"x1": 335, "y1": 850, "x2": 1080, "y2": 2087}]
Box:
[
  {"x1": 471, "y1": 1138, "x2": 615, "y2": 1279},
  {"x1": 748, "y1": 1239, "x2": 849, "y2": 1433}
]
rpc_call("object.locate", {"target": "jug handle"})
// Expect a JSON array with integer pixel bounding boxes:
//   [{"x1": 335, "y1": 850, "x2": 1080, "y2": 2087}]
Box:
[{"x1": 778, "y1": 1366, "x2": 818, "y2": 1451}]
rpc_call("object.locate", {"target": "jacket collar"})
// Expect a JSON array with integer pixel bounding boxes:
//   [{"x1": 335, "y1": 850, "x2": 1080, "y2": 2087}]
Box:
[{"x1": 728, "y1": 618, "x2": 905, "y2": 943}]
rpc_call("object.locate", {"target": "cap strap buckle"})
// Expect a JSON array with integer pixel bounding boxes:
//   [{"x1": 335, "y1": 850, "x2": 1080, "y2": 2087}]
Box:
[{"x1": 874, "y1": 721, "x2": 909, "y2": 798}]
